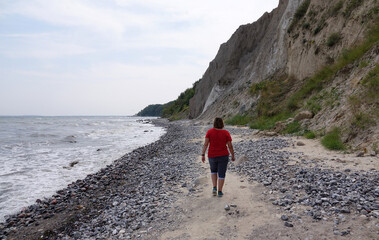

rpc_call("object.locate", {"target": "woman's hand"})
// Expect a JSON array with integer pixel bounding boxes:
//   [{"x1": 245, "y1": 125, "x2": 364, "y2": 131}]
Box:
[
  {"x1": 231, "y1": 156, "x2": 235, "y2": 162},
  {"x1": 201, "y1": 156, "x2": 205, "y2": 163}
]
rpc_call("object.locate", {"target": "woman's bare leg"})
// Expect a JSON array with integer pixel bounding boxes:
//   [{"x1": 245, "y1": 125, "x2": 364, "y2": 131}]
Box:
[{"x1": 218, "y1": 179, "x2": 225, "y2": 192}]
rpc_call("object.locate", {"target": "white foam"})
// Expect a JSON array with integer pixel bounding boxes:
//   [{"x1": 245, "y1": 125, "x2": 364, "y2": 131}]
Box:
[{"x1": 0, "y1": 116, "x2": 165, "y2": 221}]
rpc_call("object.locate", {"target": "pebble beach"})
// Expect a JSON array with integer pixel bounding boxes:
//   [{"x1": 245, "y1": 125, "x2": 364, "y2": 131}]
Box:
[{"x1": 0, "y1": 120, "x2": 378, "y2": 239}]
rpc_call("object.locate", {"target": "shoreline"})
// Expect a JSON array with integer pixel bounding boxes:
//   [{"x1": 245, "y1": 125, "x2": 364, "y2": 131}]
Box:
[
  {"x1": 1, "y1": 120, "x2": 378, "y2": 239},
  {"x1": 0, "y1": 119, "x2": 203, "y2": 239}
]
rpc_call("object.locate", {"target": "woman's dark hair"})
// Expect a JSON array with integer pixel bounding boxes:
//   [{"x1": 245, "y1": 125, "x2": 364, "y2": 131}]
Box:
[{"x1": 213, "y1": 117, "x2": 224, "y2": 129}]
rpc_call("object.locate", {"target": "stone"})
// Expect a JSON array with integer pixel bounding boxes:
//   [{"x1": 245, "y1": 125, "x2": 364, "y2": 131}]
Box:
[
  {"x1": 69, "y1": 161, "x2": 79, "y2": 167},
  {"x1": 281, "y1": 215, "x2": 289, "y2": 221},
  {"x1": 297, "y1": 141, "x2": 305, "y2": 146},
  {"x1": 265, "y1": 131, "x2": 278, "y2": 137},
  {"x1": 284, "y1": 222, "x2": 293, "y2": 227},
  {"x1": 372, "y1": 210, "x2": 379, "y2": 218},
  {"x1": 224, "y1": 204, "x2": 230, "y2": 211},
  {"x1": 355, "y1": 151, "x2": 364, "y2": 157},
  {"x1": 294, "y1": 111, "x2": 313, "y2": 121}
]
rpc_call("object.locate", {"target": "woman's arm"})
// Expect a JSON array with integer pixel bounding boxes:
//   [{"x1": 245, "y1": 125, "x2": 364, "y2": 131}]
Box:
[
  {"x1": 201, "y1": 138, "x2": 210, "y2": 163},
  {"x1": 227, "y1": 141, "x2": 235, "y2": 161}
]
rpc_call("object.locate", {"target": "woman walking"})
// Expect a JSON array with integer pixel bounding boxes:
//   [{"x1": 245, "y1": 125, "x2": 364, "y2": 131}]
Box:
[{"x1": 201, "y1": 117, "x2": 235, "y2": 197}]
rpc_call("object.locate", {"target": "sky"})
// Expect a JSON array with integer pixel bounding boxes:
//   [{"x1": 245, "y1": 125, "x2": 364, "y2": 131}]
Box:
[{"x1": 0, "y1": 0, "x2": 279, "y2": 116}]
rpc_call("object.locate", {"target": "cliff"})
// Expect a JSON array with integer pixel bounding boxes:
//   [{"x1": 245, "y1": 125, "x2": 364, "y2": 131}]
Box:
[{"x1": 189, "y1": 0, "x2": 379, "y2": 150}]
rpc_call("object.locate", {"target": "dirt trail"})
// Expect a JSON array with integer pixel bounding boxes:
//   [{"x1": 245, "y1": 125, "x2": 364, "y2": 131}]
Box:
[
  {"x1": 157, "y1": 156, "x2": 377, "y2": 240},
  {"x1": 159, "y1": 158, "x2": 278, "y2": 239}
]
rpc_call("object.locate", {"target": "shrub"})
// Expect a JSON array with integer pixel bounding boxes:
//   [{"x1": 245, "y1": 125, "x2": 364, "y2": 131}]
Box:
[
  {"x1": 321, "y1": 128, "x2": 346, "y2": 150},
  {"x1": 225, "y1": 114, "x2": 251, "y2": 126},
  {"x1": 352, "y1": 112, "x2": 376, "y2": 129},
  {"x1": 250, "y1": 112, "x2": 291, "y2": 130},
  {"x1": 294, "y1": 0, "x2": 311, "y2": 19},
  {"x1": 327, "y1": 33, "x2": 342, "y2": 47},
  {"x1": 362, "y1": 64, "x2": 379, "y2": 98},
  {"x1": 250, "y1": 81, "x2": 268, "y2": 95},
  {"x1": 330, "y1": 0, "x2": 344, "y2": 16},
  {"x1": 302, "y1": 22, "x2": 310, "y2": 29},
  {"x1": 373, "y1": 142, "x2": 378, "y2": 154},
  {"x1": 288, "y1": 0, "x2": 311, "y2": 33},
  {"x1": 343, "y1": 0, "x2": 364, "y2": 17},
  {"x1": 306, "y1": 96, "x2": 322, "y2": 114},
  {"x1": 304, "y1": 130, "x2": 316, "y2": 139},
  {"x1": 359, "y1": 60, "x2": 369, "y2": 68},
  {"x1": 287, "y1": 19, "x2": 379, "y2": 112},
  {"x1": 162, "y1": 87, "x2": 195, "y2": 118},
  {"x1": 282, "y1": 121, "x2": 302, "y2": 134},
  {"x1": 313, "y1": 17, "x2": 326, "y2": 35}
]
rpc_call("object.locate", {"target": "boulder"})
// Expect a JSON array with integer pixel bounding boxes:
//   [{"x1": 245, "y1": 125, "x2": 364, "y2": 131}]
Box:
[
  {"x1": 294, "y1": 111, "x2": 314, "y2": 121},
  {"x1": 355, "y1": 151, "x2": 364, "y2": 157},
  {"x1": 297, "y1": 141, "x2": 305, "y2": 146}
]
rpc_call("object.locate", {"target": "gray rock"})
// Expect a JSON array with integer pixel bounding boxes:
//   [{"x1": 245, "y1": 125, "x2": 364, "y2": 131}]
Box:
[
  {"x1": 224, "y1": 204, "x2": 230, "y2": 211},
  {"x1": 297, "y1": 141, "x2": 305, "y2": 146},
  {"x1": 281, "y1": 215, "x2": 289, "y2": 221},
  {"x1": 355, "y1": 151, "x2": 365, "y2": 157},
  {"x1": 294, "y1": 111, "x2": 313, "y2": 121},
  {"x1": 284, "y1": 222, "x2": 293, "y2": 227}
]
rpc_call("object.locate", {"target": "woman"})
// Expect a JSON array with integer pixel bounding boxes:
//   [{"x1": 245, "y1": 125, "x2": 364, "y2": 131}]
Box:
[{"x1": 201, "y1": 117, "x2": 235, "y2": 197}]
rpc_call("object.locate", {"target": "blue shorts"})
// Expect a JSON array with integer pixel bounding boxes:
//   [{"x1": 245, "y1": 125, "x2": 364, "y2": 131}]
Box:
[{"x1": 208, "y1": 155, "x2": 229, "y2": 179}]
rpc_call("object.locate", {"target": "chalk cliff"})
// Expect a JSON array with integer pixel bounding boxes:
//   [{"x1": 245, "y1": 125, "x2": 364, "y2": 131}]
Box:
[{"x1": 189, "y1": 0, "x2": 379, "y2": 149}]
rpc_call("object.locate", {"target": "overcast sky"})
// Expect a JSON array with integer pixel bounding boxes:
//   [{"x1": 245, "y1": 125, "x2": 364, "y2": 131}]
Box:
[{"x1": 0, "y1": 0, "x2": 279, "y2": 116}]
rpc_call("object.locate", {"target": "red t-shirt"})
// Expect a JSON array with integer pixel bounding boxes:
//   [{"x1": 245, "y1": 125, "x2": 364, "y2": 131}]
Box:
[{"x1": 205, "y1": 128, "x2": 232, "y2": 158}]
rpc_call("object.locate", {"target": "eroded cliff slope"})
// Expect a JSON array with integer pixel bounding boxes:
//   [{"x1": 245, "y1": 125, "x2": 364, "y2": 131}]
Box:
[{"x1": 189, "y1": 0, "x2": 379, "y2": 149}]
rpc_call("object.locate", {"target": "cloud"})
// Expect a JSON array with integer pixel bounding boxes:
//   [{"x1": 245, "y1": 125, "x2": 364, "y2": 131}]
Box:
[
  {"x1": 0, "y1": 0, "x2": 279, "y2": 115},
  {"x1": 0, "y1": 33, "x2": 94, "y2": 59}
]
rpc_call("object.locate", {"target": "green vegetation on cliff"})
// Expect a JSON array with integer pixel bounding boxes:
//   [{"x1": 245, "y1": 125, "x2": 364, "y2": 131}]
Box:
[
  {"x1": 227, "y1": 16, "x2": 379, "y2": 150},
  {"x1": 137, "y1": 86, "x2": 195, "y2": 119},
  {"x1": 162, "y1": 87, "x2": 195, "y2": 120},
  {"x1": 136, "y1": 104, "x2": 167, "y2": 117},
  {"x1": 321, "y1": 128, "x2": 346, "y2": 150}
]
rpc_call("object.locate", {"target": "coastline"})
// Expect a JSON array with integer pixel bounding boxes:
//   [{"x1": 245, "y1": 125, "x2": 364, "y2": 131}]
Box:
[
  {"x1": 1, "y1": 120, "x2": 378, "y2": 239},
  {"x1": 0, "y1": 119, "x2": 203, "y2": 239}
]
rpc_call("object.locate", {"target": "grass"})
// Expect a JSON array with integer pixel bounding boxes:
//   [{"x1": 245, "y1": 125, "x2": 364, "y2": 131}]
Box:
[
  {"x1": 250, "y1": 111, "x2": 291, "y2": 130},
  {"x1": 362, "y1": 63, "x2": 379, "y2": 98},
  {"x1": 329, "y1": 0, "x2": 344, "y2": 17},
  {"x1": 304, "y1": 130, "x2": 316, "y2": 139},
  {"x1": 225, "y1": 114, "x2": 251, "y2": 126},
  {"x1": 359, "y1": 60, "x2": 369, "y2": 68},
  {"x1": 313, "y1": 17, "x2": 326, "y2": 35},
  {"x1": 352, "y1": 112, "x2": 376, "y2": 129},
  {"x1": 250, "y1": 81, "x2": 268, "y2": 95},
  {"x1": 288, "y1": 0, "x2": 311, "y2": 33},
  {"x1": 287, "y1": 19, "x2": 379, "y2": 112},
  {"x1": 251, "y1": 75, "x2": 297, "y2": 117},
  {"x1": 373, "y1": 142, "x2": 378, "y2": 154},
  {"x1": 343, "y1": 0, "x2": 364, "y2": 18},
  {"x1": 306, "y1": 96, "x2": 322, "y2": 114},
  {"x1": 248, "y1": 19, "x2": 379, "y2": 134},
  {"x1": 321, "y1": 127, "x2": 346, "y2": 150},
  {"x1": 282, "y1": 121, "x2": 302, "y2": 134},
  {"x1": 327, "y1": 33, "x2": 342, "y2": 47}
]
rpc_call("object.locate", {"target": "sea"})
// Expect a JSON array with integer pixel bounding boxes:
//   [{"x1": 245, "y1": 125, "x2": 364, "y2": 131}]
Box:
[{"x1": 0, "y1": 116, "x2": 165, "y2": 222}]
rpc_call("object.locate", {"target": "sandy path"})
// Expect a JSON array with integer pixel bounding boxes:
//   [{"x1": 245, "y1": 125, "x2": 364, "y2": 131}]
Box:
[
  {"x1": 156, "y1": 125, "x2": 378, "y2": 240},
  {"x1": 157, "y1": 156, "x2": 377, "y2": 240},
  {"x1": 159, "y1": 157, "x2": 278, "y2": 240}
]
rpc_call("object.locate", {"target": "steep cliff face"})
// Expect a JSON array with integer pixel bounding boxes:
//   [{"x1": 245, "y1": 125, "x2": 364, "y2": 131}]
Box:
[
  {"x1": 189, "y1": 0, "x2": 379, "y2": 149},
  {"x1": 189, "y1": 0, "x2": 303, "y2": 119}
]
